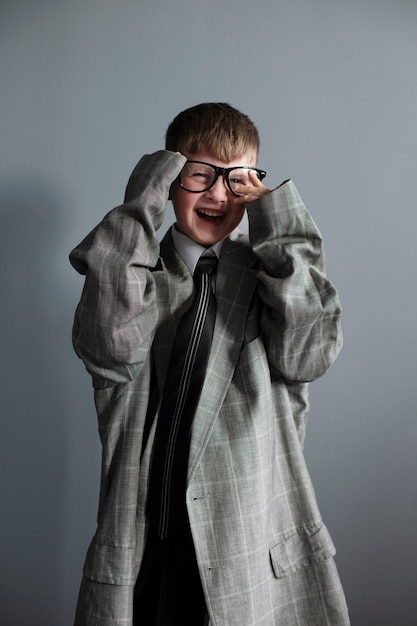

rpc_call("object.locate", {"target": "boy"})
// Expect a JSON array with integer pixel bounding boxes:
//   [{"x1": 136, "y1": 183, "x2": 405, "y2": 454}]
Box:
[{"x1": 70, "y1": 103, "x2": 350, "y2": 625}]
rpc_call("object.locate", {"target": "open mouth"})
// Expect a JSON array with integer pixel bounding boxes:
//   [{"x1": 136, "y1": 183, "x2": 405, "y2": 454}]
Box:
[{"x1": 195, "y1": 208, "x2": 225, "y2": 224}]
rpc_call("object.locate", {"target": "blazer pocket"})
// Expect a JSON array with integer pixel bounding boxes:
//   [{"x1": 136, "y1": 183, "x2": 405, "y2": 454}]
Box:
[{"x1": 270, "y1": 524, "x2": 336, "y2": 579}]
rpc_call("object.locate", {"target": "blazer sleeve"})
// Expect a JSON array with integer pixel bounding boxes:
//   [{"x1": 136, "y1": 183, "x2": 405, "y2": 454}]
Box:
[
  {"x1": 246, "y1": 180, "x2": 343, "y2": 382},
  {"x1": 69, "y1": 150, "x2": 187, "y2": 387}
]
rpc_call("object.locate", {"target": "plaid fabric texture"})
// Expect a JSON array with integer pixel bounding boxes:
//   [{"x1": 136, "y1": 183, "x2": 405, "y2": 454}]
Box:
[{"x1": 70, "y1": 151, "x2": 349, "y2": 625}]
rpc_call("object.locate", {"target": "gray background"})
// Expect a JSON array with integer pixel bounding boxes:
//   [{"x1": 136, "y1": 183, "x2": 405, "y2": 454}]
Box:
[{"x1": 1, "y1": 0, "x2": 416, "y2": 624}]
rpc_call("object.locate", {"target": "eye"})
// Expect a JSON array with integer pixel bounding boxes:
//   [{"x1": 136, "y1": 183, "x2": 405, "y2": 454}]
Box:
[
  {"x1": 184, "y1": 164, "x2": 213, "y2": 181},
  {"x1": 229, "y1": 171, "x2": 251, "y2": 185},
  {"x1": 192, "y1": 171, "x2": 211, "y2": 181}
]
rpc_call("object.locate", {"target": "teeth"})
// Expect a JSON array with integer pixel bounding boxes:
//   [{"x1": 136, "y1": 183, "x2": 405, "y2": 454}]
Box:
[{"x1": 197, "y1": 209, "x2": 224, "y2": 217}]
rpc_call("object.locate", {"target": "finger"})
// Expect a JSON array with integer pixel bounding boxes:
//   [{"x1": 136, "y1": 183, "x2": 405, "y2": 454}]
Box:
[
  {"x1": 248, "y1": 170, "x2": 271, "y2": 194},
  {"x1": 247, "y1": 169, "x2": 263, "y2": 186},
  {"x1": 234, "y1": 189, "x2": 261, "y2": 204},
  {"x1": 234, "y1": 185, "x2": 271, "y2": 204}
]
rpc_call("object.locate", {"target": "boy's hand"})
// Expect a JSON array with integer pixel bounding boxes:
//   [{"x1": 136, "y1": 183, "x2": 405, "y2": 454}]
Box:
[{"x1": 234, "y1": 169, "x2": 271, "y2": 204}]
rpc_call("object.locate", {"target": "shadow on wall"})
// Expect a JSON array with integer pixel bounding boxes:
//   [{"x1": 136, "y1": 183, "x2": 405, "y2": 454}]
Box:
[{"x1": 0, "y1": 179, "x2": 93, "y2": 625}]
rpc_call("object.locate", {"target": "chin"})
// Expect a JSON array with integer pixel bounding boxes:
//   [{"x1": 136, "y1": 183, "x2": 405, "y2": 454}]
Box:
[{"x1": 195, "y1": 236, "x2": 219, "y2": 247}]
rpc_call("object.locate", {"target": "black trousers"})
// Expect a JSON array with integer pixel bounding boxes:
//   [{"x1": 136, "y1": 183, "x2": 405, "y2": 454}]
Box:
[{"x1": 133, "y1": 524, "x2": 207, "y2": 626}]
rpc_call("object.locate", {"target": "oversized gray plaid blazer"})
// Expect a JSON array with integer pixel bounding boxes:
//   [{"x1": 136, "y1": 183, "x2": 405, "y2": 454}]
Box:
[{"x1": 70, "y1": 151, "x2": 350, "y2": 625}]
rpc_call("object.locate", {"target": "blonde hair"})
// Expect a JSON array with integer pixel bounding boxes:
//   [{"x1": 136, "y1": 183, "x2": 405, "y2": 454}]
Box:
[{"x1": 165, "y1": 102, "x2": 259, "y2": 162}]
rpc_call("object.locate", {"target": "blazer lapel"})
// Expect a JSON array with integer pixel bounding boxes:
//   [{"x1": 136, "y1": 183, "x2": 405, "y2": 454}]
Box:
[
  {"x1": 187, "y1": 237, "x2": 258, "y2": 479},
  {"x1": 152, "y1": 231, "x2": 258, "y2": 479},
  {"x1": 151, "y1": 231, "x2": 194, "y2": 396}
]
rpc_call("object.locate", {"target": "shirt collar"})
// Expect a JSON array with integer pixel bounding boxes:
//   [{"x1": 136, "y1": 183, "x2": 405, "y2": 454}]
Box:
[{"x1": 171, "y1": 225, "x2": 224, "y2": 274}]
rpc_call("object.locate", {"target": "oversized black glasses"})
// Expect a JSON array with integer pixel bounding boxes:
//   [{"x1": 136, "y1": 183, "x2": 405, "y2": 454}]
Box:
[{"x1": 179, "y1": 160, "x2": 267, "y2": 197}]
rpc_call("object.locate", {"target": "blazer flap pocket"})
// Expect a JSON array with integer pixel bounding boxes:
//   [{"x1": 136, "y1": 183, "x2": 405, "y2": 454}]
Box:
[{"x1": 270, "y1": 524, "x2": 336, "y2": 579}]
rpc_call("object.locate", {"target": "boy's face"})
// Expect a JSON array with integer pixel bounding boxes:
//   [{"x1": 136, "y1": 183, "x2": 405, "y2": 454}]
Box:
[{"x1": 170, "y1": 150, "x2": 256, "y2": 247}]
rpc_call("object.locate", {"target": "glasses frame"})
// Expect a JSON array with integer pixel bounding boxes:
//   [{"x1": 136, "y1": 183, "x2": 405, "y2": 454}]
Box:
[{"x1": 179, "y1": 160, "x2": 267, "y2": 197}]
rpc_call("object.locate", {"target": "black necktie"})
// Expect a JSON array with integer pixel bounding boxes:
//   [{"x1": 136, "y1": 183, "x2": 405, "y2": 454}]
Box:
[{"x1": 146, "y1": 254, "x2": 218, "y2": 539}]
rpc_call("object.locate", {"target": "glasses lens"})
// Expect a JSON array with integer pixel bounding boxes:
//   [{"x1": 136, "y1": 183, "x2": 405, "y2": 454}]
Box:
[
  {"x1": 227, "y1": 168, "x2": 262, "y2": 194},
  {"x1": 181, "y1": 162, "x2": 216, "y2": 192}
]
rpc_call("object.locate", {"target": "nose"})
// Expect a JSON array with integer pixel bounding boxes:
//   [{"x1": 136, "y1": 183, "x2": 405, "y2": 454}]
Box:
[{"x1": 204, "y1": 175, "x2": 229, "y2": 201}]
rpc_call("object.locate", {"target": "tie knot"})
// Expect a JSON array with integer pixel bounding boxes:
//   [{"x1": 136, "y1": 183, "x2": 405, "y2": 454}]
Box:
[{"x1": 194, "y1": 254, "x2": 218, "y2": 278}]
